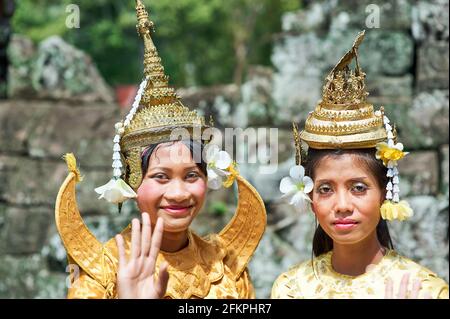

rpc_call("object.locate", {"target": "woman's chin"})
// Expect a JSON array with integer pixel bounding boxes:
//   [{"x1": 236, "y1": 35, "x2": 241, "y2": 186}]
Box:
[
  {"x1": 331, "y1": 232, "x2": 368, "y2": 246},
  {"x1": 157, "y1": 210, "x2": 195, "y2": 232},
  {"x1": 160, "y1": 221, "x2": 191, "y2": 234}
]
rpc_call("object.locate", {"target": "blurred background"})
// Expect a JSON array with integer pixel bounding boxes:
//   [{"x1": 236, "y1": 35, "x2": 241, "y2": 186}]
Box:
[{"x1": 0, "y1": 0, "x2": 448, "y2": 298}]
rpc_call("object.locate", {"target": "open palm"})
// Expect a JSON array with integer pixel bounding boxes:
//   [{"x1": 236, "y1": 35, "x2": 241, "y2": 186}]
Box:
[
  {"x1": 115, "y1": 213, "x2": 169, "y2": 299},
  {"x1": 384, "y1": 273, "x2": 432, "y2": 299}
]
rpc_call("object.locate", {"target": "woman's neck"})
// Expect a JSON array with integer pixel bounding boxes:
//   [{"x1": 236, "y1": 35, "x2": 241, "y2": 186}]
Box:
[
  {"x1": 160, "y1": 229, "x2": 189, "y2": 253},
  {"x1": 331, "y1": 232, "x2": 386, "y2": 276}
]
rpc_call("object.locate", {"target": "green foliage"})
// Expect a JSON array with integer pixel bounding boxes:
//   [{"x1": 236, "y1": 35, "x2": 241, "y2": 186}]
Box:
[
  {"x1": 12, "y1": 0, "x2": 300, "y2": 86},
  {"x1": 208, "y1": 201, "x2": 228, "y2": 217}
]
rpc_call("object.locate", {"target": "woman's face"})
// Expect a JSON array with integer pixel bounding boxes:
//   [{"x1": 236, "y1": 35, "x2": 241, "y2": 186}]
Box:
[
  {"x1": 136, "y1": 141, "x2": 207, "y2": 233},
  {"x1": 311, "y1": 154, "x2": 384, "y2": 246}
]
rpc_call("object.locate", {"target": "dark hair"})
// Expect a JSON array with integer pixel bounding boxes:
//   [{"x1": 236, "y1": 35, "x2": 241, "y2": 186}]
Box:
[
  {"x1": 141, "y1": 139, "x2": 208, "y2": 177},
  {"x1": 304, "y1": 148, "x2": 394, "y2": 257}
]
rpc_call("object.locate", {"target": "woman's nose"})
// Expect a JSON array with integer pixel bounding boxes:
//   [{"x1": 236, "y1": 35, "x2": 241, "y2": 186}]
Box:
[
  {"x1": 164, "y1": 179, "x2": 190, "y2": 202},
  {"x1": 333, "y1": 190, "x2": 353, "y2": 216}
]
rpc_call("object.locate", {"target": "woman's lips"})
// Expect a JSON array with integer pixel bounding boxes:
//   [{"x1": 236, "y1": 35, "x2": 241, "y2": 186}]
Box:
[
  {"x1": 333, "y1": 219, "x2": 359, "y2": 230},
  {"x1": 161, "y1": 205, "x2": 193, "y2": 216}
]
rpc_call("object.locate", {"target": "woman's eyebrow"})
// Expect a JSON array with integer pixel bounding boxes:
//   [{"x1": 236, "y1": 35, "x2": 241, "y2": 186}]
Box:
[
  {"x1": 348, "y1": 177, "x2": 369, "y2": 182},
  {"x1": 315, "y1": 179, "x2": 331, "y2": 184},
  {"x1": 147, "y1": 165, "x2": 199, "y2": 172},
  {"x1": 183, "y1": 165, "x2": 200, "y2": 171},
  {"x1": 315, "y1": 177, "x2": 369, "y2": 183},
  {"x1": 147, "y1": 166, "x2": 171, "y2": 172}
]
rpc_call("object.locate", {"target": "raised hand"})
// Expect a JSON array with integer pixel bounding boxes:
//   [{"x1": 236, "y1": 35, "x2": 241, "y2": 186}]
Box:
[
  {"x1": 384, "y1": 273, "x2": 432, "y2": 299},
  {"x1": 115, "y1": 213, "x2": 169, "y2": 299}
]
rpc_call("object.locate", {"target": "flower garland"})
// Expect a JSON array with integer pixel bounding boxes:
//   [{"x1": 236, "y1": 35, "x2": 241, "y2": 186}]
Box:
[
  {"x1": 94, "y1": 77, "x2": 149, "y2": 204},
  {"x1": 375, "y1": 111, "x2": 413, "y2": 221}
]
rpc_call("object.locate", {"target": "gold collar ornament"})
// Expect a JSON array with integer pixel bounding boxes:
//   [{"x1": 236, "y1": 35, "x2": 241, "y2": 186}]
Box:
[{"x1": 287, "y1": 30, "x2": 413, "y2": 221}]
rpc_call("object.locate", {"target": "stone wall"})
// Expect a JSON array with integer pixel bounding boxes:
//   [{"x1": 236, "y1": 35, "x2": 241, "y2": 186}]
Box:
[
  {"x1": 0, "y1": 0, "x2": 448, "y2": 298},
  {"x1": 0, "y1": 0, "x2": 14, "y2": 98}
]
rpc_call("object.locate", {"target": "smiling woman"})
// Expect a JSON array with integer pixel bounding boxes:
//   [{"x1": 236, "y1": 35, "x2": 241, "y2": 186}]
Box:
[
  {"x1": 271, "y1": 31, "x2": 448, "y2": 299},
  {"x1": 136, "y1": 141, "x2": 208, "y2": 251},
  {"x1": 54, "y1": 0, "x2": 266, "y2": 299}
]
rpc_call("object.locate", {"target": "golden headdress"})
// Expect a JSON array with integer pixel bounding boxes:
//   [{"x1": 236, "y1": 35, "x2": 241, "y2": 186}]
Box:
[
  {"x1": 110, "y1": 0, "x2": 211, "y2": 191},
  {"x1": 284, "y1": 31, "x2": 413, "y2": 221},
  {"x1": 299, "y1": 30, "x2": 388, "y2": 149}
]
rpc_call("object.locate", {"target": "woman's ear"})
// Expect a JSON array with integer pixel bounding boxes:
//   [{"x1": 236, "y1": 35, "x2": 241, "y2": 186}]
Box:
[
  {"x1": 310, "y1": 200, "x2": 316, "y2": 215},
  {"x1": 380, "y1": 187, "x2": 387, "y2": 205},
  {"x1": 379, "y1": 192, "x2": 385, "y2": 205}
]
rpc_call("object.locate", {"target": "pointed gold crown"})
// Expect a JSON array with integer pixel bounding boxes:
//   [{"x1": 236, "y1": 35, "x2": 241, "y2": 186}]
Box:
[
  {"x1": 299, "y1": 30, "x2": 389, "y2": 149},
  {"x1": 119, "y1": 0, "x2": 211, "y2": 189}
]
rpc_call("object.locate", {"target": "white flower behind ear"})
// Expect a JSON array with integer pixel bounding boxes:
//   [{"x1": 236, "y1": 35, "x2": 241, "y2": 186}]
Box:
[
  {"x1": 94, "y1": 178, "x2": 137, "y2": 204},
  {"x1": 205, "y1": 145, "x2": 233, "y2": 190},
  {"x1": 279, "y1": 165, "x2": 314, "y2": 213}
]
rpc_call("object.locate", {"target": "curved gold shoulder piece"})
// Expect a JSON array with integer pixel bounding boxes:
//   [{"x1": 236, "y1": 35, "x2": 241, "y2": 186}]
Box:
[
  {"x1": 218, "y1": 175, "x2": 267, "y2": 279},
  {"x1": 55, "y1": 172, "x2": 112, "y2": 286}
]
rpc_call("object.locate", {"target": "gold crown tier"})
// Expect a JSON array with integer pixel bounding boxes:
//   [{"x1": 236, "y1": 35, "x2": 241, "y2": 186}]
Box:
[
  {"x1": 313, "y1": 103, "x2": 374, "y2": 120},
  {"x1": 121, "y1": 103, "x2": 207, "y2": 151},
  {"x1": 321, "y1": 70, "x2": 368, "y2": 106},
  {"x1": 300, "y1": 125, "x2": 387, "y2": 149},
  {"x1": 299, "y1": 30, "x2": 391, "y2": 150}
]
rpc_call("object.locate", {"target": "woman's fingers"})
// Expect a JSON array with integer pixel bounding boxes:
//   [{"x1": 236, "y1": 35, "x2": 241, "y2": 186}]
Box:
[
  {"x1": 398, "y1": 273, "x2": 410, "y2": 299},
  {"x1": 154, "y1": 262, "x2": 169, "y2": 298},
  {"x1": 409, "y1": 279, "x2": 422, "y2": 299},
  {"x1": 142, "y1": 217, "x2": 164, "y2": 277},
  {"x1": 385, "y1": 277, "x2": 394, "y2": 299},
  {"x1": 115, "y1": 234, "x2": 127, "y2": 269},
  {"x1": 131, "y1": 218, "x2": 141, "y2": 260},
  {"x1": 385, "y1": 274, "x2": 428, "y2": 299},
  {"x1": 141, "y1": 213, "x2": 152, "y2": 257},
  {"x1": 149, "y1": 218, "x2": 164, "y2": 264}
]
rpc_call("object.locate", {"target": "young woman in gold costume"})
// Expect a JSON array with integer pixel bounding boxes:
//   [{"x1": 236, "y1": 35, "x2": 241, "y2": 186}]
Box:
[
  {"x1": 271, "y1": 31, "x2": 449, "y2": 299},
  {"x1": 55, "y1": 0, "x2": 266, "y2": 299}
]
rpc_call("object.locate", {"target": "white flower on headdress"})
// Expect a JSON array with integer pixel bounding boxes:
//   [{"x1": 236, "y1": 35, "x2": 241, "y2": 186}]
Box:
[
  {"x1": 204, "y1": 145, "x2": 237, "y2": 190},
  {"x1": 279, "y1": 165, "x2": 314, "y2": 213},
  {"x1": 94, "y1": 178, "x2": 137, "y2": 204}
]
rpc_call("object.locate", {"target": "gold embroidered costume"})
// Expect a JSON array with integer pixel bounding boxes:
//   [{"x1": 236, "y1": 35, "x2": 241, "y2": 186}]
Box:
[
  {"x1": 271, "y1": 250, "x2": 449, "y2": 299},
  {"x1": 57, "y1": 170, "x2": 265, "y2": 299},
  {"x1": 272, "y1": 31, "x2": 448, "y2": 299},
  {"x1": 55, "y1": 0, "x2": 266, "y2": 299}
]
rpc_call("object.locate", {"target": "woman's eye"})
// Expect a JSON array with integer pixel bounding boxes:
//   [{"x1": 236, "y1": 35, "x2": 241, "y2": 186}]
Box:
[
  {"x1": 317, "y1": 185, "x2": 332, "y2": 194},
  {"x1": 151, "y1": 173, "x2": 168, "y2": 180},
  {"x1": 186, "y1": 171, "x2": 200, "y2": 180},
  {"x1": 352, "y1": 183, "x2": 368, "y2": 193}
]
